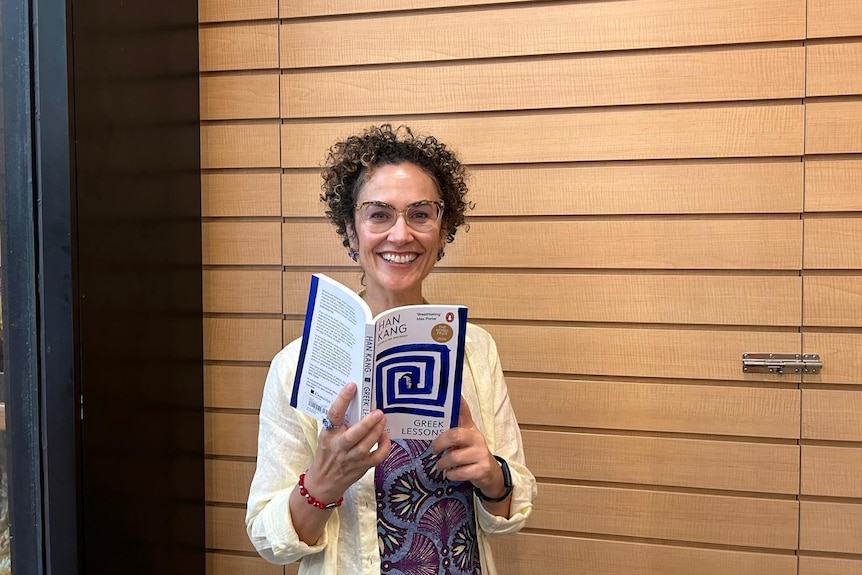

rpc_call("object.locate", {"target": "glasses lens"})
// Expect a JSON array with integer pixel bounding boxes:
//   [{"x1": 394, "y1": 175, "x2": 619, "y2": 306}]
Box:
[
  {"x1": 405, "y1": 202, "x2": 441, "y2": 231},
  {"x1": 359, "y1": 203, "x2": 396, "y2": 231}
]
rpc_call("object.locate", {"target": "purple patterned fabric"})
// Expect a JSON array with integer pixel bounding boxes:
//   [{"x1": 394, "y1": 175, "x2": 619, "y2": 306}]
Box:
[{"x1": 375, "y1": 440, "x2": 481, "y2": 575}]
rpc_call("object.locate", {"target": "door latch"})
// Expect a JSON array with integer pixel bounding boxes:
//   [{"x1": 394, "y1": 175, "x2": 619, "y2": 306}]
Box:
[{"x1": 742, "y1": 353, "x2": 822, "y2": 374}]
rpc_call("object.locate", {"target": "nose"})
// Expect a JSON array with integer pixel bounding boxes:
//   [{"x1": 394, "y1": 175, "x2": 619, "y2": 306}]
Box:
[{"x1": 387, "y1": 213, "x2": 414, "y2": 243}]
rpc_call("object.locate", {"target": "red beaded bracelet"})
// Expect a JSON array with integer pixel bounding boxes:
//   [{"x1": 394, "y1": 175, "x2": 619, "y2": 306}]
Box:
[{"x1": 298, "y1": 471, "x2": 343, "y2": 510}]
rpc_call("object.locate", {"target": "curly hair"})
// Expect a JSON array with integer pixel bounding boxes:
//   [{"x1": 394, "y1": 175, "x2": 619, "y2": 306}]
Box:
[{"x1": 320, "y1": 124, "x2": 471, "y2": 248}]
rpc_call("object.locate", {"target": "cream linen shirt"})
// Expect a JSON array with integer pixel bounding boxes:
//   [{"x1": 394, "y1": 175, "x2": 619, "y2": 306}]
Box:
[{"x1": 246, "y1": 323, "x2": 537, "y2": 575}]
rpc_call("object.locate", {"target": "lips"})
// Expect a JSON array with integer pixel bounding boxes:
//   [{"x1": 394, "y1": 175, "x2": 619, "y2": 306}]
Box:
[{"x1": 380, "y1": 252, "x2": 418, "y2": 264}]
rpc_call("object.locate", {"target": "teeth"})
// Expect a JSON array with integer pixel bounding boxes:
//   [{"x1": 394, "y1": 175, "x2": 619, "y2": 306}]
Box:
[{"x1": 381, "y1": 253, "x2": 417, "y2": 264}]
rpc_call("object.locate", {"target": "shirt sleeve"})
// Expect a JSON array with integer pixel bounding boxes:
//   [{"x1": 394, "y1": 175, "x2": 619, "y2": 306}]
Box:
[
  {"x1": 245, "y1": 342, "x2": 330, "y2": 564},
  {"x1": 468, "y1": 327, "x2": 538, "y2": 535}
]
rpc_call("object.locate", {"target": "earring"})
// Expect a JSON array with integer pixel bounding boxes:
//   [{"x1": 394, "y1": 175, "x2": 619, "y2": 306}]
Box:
[
  {"x1": 348, "y1": 247, "x2": 359, "y2": 262},
  {"x1": 437, "y1": 247, "x2": 445, "y2": 261}
]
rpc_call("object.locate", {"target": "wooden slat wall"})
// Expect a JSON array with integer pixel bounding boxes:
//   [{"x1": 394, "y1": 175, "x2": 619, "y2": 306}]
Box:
[{"x1": 199, "y1": 1, "x2": 862, "y2": 573}]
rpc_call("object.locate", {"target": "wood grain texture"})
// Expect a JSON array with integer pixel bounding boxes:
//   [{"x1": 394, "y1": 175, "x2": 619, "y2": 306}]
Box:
[
  {"x1": 200, "y1": 0, "x2": 277, "y2": 23},
  {"x1": 799, "y1": 556, "x2": 862, "y2": 575},
  {"x1": 803, "y1": 332, "x2": 862, "y2": 385},
  {"x1": 800, "y1": 501, "x2": 862, "y2": 554},
  {"x1": 201, "y1": 123, "x2": 280, "y2": 169},
  {"x1": 204, "y1": 269, "x2": 281, "y2": 314},
  {"x1": 283, "y1": 161, "x2": 804, "y2": 217},
  {"x1": 280, "y1": 0, "x2": 804, "y2": 68},
  {"x1": 489, "y1": 532, "x2": 797, "y2": 575},
  {"x1": 206, "y1": 412, "x2": 259, "y2": 457},
  {"x1": 808, "y1": 0, "x2": 862, "y2": 38},
  {"x1": 280, "y1": 0, "x2": 541, "y2": 18},
  {"x1": 805, "y1": 159, "x2": 862, "y2": 212},
  {"x1": 804, "y1": 217, "x2": 862, "y2": 269},
  {"x1": 203, "y1": 221, "x2": 281, "y2": 265},
  {"x1": 204, "y1": 318, "x2": 283, "y2": 362},
  {"x1": 807, "y1": 41, "x2": 862, "y2": 96},
  {"x1": 201, "y1": 72, "x2": 280, "y2": 120},
  {"x1": 200, "y1": 23, "x2": 278, "y2": 72},
  {"x1": 802, "y1": 389, "x2": 862, "y2": 441},
  {"x1": 508, "y1": 377, "x2": 800, "y2": 438},
  {"x1": 207, "y1": 506, "x2": 256, "y2": 553},
  {"x1": 207, "y1": 553, "x2": 283, "y2": 575},
  {"x1": 281, "y1": 46, "x2": 803, "y2": 116},
  {"x1": 801, "y1": 445, "x2": 862, "y2": 498},
  {"x1": 206, "y1": 459, "x2": 256, "y2": 504},
  {"x1": 281, "y1": 105, "x2": 804, "y2": 167},
  {"x1": 805, "y1": 101, "x2": 862, "y2": 155},
  {"x1": 530, "y1": 484, "x2": 798, "y2": 548},
  {"x1": 205, "y1": 365, "x2": 270, "y2": 410},
  {"x1": 283, "y1": 219, "x2": 804, "y2": 270},
  {"x1": 523, "y1": 430, "x2": 799, "y2": 494},
  {"x1": 283, "y1": 271, "x2": 802, "y2": 326},
  {"x1": 202, "y1": 171, "x2": 281, "y2": 217},
  {"x1": 804, "y1": 275, "x2": 862, "y2": 327},
  {"x1": 484, "y1": 324, "x2": 801, "y2": 382}
]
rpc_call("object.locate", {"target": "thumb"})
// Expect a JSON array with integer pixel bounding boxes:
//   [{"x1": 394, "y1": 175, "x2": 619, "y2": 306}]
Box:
[{"x1": 457, "y1": 396, "x2": 475, "y2": 429}]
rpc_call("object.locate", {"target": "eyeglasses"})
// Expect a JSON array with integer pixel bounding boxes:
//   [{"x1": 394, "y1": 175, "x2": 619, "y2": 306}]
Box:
[{"x1": 355, "y1": 200, "x2": 445, "y2": 233}]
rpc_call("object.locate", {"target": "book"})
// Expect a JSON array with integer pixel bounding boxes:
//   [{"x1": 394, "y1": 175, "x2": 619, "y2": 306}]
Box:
[{"x1": 290, "y1": 273, "x2": 468, "y2": 440}]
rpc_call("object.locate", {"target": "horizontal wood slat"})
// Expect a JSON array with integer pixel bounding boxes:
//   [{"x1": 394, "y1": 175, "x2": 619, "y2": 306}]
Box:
[
  {"x1": 283, "y1": 219, "x2": 803, "y2": 270},
  {"x1": 207, "y1": 506, "x2": 255, "y2": 553},
  {"x1": 803, "y1": 332, "x2": 862, "y2": 385},
  {"x1": 201, "y1": 123, "x2": 281, "y2": 169},
  {"x1": 199, "y1": 0, "x2": 277, "y2": 23},
  {"x1": 206, "y1": 412, "x2": 259, "y2": 457},
  {"x1": 509, "y1": 377, "x2": 800, "y2": 439},
  {"x1": 285, "y1": 271, "x2": 802, "y2": 326},
  {"x1": 523, "y1": 430, "x2": 799, "y2": 494},
  {"x1": 802, "y1": 389, "x2": 862, "y2": 441},
  {"x1": 201, "y1": 72, "x2": 280, "y2": 120},
  {"x1": 530, "y1": 484, "x2": 798, "y2": 549},
  {"x1": 489, "y1": 532, "x2": 797, "y2": 575},
  {"x1": 808, "y1": 0, "x2": 862, "y2": 38},
  {"x1": 205, "y1": 365, "x2": 270, "y2": 410},
  {"x1": 204, "y1": 269, "x2": 282, "y2": 314},
  {"x1": 485, "y1": 324, "x2": 800, "y2": 382},
  {"x1": 206, "y1": 459, "x2": 256, "y2": 504},
  {"x1": 202, "y1": 171, "x2": 281, "y2": 217},
  {"x1": 805, "y1": 101, "x2": 862, "y2": 154},
  {"x1": 801, "y1": 445, "x2": 862, "y2": 498},
  {"x1": 204, "y1": 221, "x2": 281, "y2": 265},
  {"x1": 207, "y1": 553, "x2": 284, "y2": 575},
  {"x1": 283, "y1": 161, "x2": 805, "y2": 217},
  {"x1": 204, "y1": 318, "x2": 283, "y2": 362},
  {"x1": 805, "y1": 159, "x2": 862, "y2": 212},
  {"x1": 200, "y1": 23, "x2": 279, "y2": 72},
  {"x1": 281, "y1": 46, "x2": 803, "y2": 117},
  {"x1": 280, "y1": 0, "x2": 540, "y2": 18},
  {"x1": 806, "y1": 41, "x2": 862, "y2": 96},
  {"x1": 280, "y1": 0, "x2": 804, "y2": 68},
  {"x1": 800, "y1": 501, "x2": 862, "y2": 554},
  {"x1": 281, "y1": 105, "x2": 804, "y2": 167},
  {"x1": 799, "y1": 556, "x2": 862, "y2": 575},
  {"x1": 803, "y1": 276, "x2": 862, "y2": 327},
  {"x1": 804, "y1": 217, "x2": 862, "y2": 269}
]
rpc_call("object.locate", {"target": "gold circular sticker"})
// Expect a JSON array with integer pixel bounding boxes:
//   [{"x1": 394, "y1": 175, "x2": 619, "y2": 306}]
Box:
[{"x1": 431, "y1": 323, "x2": 454, "y2": 343}]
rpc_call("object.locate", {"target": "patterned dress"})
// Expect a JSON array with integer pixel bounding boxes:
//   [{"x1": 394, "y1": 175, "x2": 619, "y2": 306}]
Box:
[{"x1": 375, "y1": 439, "x2": 481, "y2": 575}]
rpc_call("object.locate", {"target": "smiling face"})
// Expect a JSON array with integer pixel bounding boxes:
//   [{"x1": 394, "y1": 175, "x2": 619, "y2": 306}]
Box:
[{"x1": 348, "y1": 162, "x2": 445, "y2": 312}]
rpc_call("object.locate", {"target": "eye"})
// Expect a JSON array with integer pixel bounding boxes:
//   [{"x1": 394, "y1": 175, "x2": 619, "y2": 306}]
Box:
[{"x1": 367, "y1": 209, "x2": 393, "y2": 221}]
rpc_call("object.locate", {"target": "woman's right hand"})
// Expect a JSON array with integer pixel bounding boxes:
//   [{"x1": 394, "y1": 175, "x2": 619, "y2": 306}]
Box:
[{"x1": 301, "y1": 382, "x2": 392, "y2": 505}]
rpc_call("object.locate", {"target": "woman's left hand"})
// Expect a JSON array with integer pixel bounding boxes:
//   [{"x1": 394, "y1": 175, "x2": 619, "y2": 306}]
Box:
[{"x1": 431, "y1": 397, "x2": 508, "y2": 501}]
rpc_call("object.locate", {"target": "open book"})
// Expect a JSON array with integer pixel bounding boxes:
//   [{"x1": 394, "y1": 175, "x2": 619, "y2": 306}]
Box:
[{"x1": 290, "y1": 273, "x2": 468, "y2": 439}]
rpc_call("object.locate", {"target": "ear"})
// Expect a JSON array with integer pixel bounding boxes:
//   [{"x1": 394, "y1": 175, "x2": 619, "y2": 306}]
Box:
[{"x1": 346, "y1": 224, "x2": 358, "y2": 250}]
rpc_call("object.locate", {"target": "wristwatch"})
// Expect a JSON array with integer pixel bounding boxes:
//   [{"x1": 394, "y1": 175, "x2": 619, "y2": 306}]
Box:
[{"x1": 474, "y1": 455, "x2": 513, "y2": 502}]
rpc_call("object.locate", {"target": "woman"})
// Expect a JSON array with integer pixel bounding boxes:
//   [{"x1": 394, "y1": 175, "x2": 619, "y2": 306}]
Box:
[{"x1": 246, "y1": 124, "x2": 536, "y2": 574}]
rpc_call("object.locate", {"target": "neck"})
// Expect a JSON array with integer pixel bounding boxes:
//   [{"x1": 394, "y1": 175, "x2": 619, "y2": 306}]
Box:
[{"x1": 363, "y1": 286, "x2": 425, "y2": 317}]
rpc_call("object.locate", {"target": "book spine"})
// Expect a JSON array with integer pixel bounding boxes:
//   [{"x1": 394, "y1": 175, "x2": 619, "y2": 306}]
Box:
[{"x1": 360, "y1": 322, "x2": 374, "y2": 420}]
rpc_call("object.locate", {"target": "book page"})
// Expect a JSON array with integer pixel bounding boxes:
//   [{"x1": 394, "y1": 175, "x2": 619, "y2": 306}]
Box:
[
  {"x1": 371, "y1": 305, "x2": 468, "y2": 439},
  {"x1": 290, "y1": 274, "x2": 371, "y2": 425}
]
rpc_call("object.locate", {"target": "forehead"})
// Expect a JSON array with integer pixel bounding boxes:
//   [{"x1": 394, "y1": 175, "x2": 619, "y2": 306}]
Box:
[{"x1": 355, "y1": 163, "x2": 441, "y2": 204}]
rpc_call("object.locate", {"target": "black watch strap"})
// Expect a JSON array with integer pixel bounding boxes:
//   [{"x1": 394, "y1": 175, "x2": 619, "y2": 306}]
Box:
[{"x1": 474, "y1": 455, "x2": 513, "y2": 503}]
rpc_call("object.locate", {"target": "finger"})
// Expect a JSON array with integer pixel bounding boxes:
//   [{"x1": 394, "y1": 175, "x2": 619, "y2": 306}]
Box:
[
  {"x1": 431, "y1": 426, "x2": 466, "y2": 455},
  {"x1": 325, "y1": 382, "x2": 358, "y2": 426},
  {"x1": 350, "y1": 411, "x2": 389, "y2": 454},
  {"x1": 456, "y1": 396, "x2": 475, "y2": 429},
  {"x1": 341, "y1": 409, "x2": 385, "y2": 449},
  {"x1": 366, "y1": 430, "x2": 392, "y2": 467}
]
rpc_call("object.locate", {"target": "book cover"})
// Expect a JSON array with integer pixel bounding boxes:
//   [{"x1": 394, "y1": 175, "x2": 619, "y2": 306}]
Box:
[{"x1": 290, "y1": 273, "x2": 467, "y2": 439}]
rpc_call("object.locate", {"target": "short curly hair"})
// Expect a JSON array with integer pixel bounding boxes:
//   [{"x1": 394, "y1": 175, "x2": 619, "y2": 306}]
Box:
[{"x1": 320, "y1": 124, "x2": 471, "y2": 248}]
